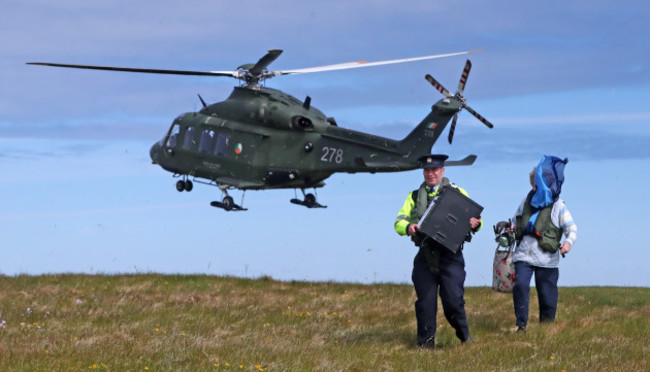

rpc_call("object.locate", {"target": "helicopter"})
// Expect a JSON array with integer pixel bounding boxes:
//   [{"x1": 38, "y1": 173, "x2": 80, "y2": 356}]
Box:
[{"x1": 27, "y1": 49, "x2": 493, "y2": 211}]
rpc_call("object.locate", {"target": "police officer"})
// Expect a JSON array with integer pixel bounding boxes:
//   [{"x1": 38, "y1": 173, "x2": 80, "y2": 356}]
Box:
[{"x1": 394, "y1": 154, "x2": 481, "y2": 348}]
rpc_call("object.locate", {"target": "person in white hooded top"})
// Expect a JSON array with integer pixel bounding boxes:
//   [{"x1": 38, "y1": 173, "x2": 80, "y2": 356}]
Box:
[{"x1": 506, "y1": 155, "x2": 577, "y2": 333}]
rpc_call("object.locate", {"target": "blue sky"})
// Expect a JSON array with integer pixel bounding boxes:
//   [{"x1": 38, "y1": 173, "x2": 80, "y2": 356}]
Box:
[{"x1": 1, "y1": 0, "x2": 649, "y2": 286}]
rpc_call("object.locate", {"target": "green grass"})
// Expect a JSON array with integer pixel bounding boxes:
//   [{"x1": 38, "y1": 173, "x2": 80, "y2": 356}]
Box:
[{"x1": 0, "y1": 274, "x2": 648, "y2": 371}]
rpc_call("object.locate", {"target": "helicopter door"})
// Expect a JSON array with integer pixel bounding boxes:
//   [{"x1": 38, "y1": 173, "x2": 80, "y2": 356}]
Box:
[{"x1": 214, "y1": 133, "x2": 230, "y2": 157}]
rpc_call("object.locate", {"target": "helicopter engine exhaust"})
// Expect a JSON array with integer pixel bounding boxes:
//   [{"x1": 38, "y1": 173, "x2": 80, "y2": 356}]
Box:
[{"x1": 291, "y1": 116, "x2": 313, "y2": 130}]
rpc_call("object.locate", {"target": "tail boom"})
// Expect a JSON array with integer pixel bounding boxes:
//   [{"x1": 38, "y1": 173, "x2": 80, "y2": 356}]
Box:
[{"x1": 396, "y1": 97, "x2": 462, "y2": 159}]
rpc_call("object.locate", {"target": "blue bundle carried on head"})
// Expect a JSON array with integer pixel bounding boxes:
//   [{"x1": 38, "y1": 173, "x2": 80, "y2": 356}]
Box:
[{"x1": 530, "y1": 155, "x2": 568, "y2": 209}]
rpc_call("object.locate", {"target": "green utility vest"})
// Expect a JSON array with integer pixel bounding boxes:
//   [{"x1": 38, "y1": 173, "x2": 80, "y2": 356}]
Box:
[
  {"x1": 515, "y1": 191, "x2": 563, "y2": 254},
  {"x1": 410, "y1": 178, "x2": 452, "y2": 272},
  {"x1": 410, "y1": 177, "x2": 452, "y2": 222}
]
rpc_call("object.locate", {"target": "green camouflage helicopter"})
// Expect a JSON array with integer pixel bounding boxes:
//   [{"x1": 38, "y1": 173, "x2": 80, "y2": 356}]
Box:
[{"x1": 28, "y1": 50, "x2": 493, "y2": 211}]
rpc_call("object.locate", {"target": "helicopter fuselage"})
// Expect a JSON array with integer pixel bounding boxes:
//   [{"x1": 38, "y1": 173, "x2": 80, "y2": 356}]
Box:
[{"x1": 149, "y1": 86, "x2": 438, "y2": 191}]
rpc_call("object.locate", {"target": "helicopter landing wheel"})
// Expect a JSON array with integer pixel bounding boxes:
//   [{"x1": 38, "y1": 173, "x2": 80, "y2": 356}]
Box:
[
  {"x1": 222, "y1": 196, "x2": 234, "y2": 211},
  {"x1": 184, "y1": 180, "x2": 193, "y2": 192},
  {"x1": 304, "y1": 193, "x2": 316, "y2": 207},
  {"x1": 210, "y1": 194, "x2": 247, "y2": 211},
  {"x1": 176, "y1": 180, "x2": 185, "y2": 192},
  {"x1": 290, "y1": 190, "x2": 326, "y2": 208}
]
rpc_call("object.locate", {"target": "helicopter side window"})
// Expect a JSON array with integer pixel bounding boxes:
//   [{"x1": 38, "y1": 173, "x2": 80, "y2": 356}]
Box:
[
  {"x1": 214, "y1": 133, "x2": 230, "y2": 157},
  {"x1": 166, "y1": 124, "x2": 181, "y2": 148},
  {"x1": 199, "y1": 129, "x2": 216, "y2": 154},
  {"x1": 182, "y1": 127, "x2": 195, "y2": 149}
]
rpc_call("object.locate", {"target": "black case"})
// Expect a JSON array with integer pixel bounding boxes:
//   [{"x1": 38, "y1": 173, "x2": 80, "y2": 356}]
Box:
[{"x1": 418, "y1": 186, "x2": 483, "y2": 253}]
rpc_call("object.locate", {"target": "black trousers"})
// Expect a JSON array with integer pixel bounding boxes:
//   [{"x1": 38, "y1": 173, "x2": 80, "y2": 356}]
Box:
[{"x1": 411, "y1": 247, "x2": 470, "y2": 344}]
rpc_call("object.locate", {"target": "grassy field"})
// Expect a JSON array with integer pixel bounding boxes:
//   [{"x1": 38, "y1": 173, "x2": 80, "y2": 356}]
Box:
[{"x1": 0, "y1": 274, "x2": 647, "y2": 371}]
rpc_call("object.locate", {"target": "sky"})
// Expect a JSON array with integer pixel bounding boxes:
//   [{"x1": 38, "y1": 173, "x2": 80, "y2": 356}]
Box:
[{"x1": 1, "y1": 0, "x2": 649, "y2": 287}]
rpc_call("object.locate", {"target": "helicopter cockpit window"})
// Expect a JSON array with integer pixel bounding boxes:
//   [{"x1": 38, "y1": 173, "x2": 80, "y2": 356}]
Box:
[
  {"x1": 214, "y1": 133, "x2": 230, "y2": 157},
  {"x1": 199, "y1": 129, "x2": 216, "y2": 154},
  {"x1": 165, "y1": 124, "x2": 181, "y2": 148},
  {"x1": 183, "y1": 127, "x2": 195, "y2": 149}
]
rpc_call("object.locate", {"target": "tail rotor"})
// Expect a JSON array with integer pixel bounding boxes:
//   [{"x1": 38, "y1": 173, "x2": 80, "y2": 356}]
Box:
[{"x1": 425, "y1": 59, "x2": 493, "y2": 144}]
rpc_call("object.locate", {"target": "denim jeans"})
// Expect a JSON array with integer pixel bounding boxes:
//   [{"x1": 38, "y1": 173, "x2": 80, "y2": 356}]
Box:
[{"x1": 512, "y1": 261, "x2": 559, "y2": 327}]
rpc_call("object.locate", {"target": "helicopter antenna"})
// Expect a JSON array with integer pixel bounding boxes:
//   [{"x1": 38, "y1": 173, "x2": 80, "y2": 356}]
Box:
[{"x1": 197, "y1": 94, "x2": 207, "y2": 108}]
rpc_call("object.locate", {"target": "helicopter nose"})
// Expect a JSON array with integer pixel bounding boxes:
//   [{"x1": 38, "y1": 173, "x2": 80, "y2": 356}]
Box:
[{"x1": 150, "y1": 142, "x2": 161, "y2": 164}]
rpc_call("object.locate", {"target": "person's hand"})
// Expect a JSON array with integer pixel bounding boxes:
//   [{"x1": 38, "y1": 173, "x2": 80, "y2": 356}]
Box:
[
  {"x1": 407, "y1": 223, "x2": 420, "y2": 236},
  {"x1": 560, "y1": 241, "x2": 572, "y2": 255},
  {"x1": 470, "y1": 217, "x2": 481, "y2": 230}
]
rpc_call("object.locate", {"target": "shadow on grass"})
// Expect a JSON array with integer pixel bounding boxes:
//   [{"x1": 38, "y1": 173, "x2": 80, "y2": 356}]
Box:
[
  {"x1": 337, "y1": 327, "x2": 469, "y2": 350},
  {"x1": 338, "y1": 327, "x2": 415, "y2": 347}
]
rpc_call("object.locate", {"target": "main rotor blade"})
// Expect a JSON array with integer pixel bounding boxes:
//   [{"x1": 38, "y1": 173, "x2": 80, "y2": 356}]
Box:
[
  {"x1": 26, "y1": 62, "x2": 239, "y2": 78},
  {"x1": 457, "y1": 59, "x2": 471, "y2": 95},
  {"x1": 277, "y1": 50, "x2": 481, "y2": 76},
  {"x1": 249, "y1": 49, "x2": 283, "y2": 75},
  {"x1": 448, "y1": 114, "x2": 458, "y2": 144},
  {"x1": 464, "y1": 104, "x2": 494, "y2": 128},
  {"x1": 425, "y1": 74, "x2": 453, "y2": 97}
]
